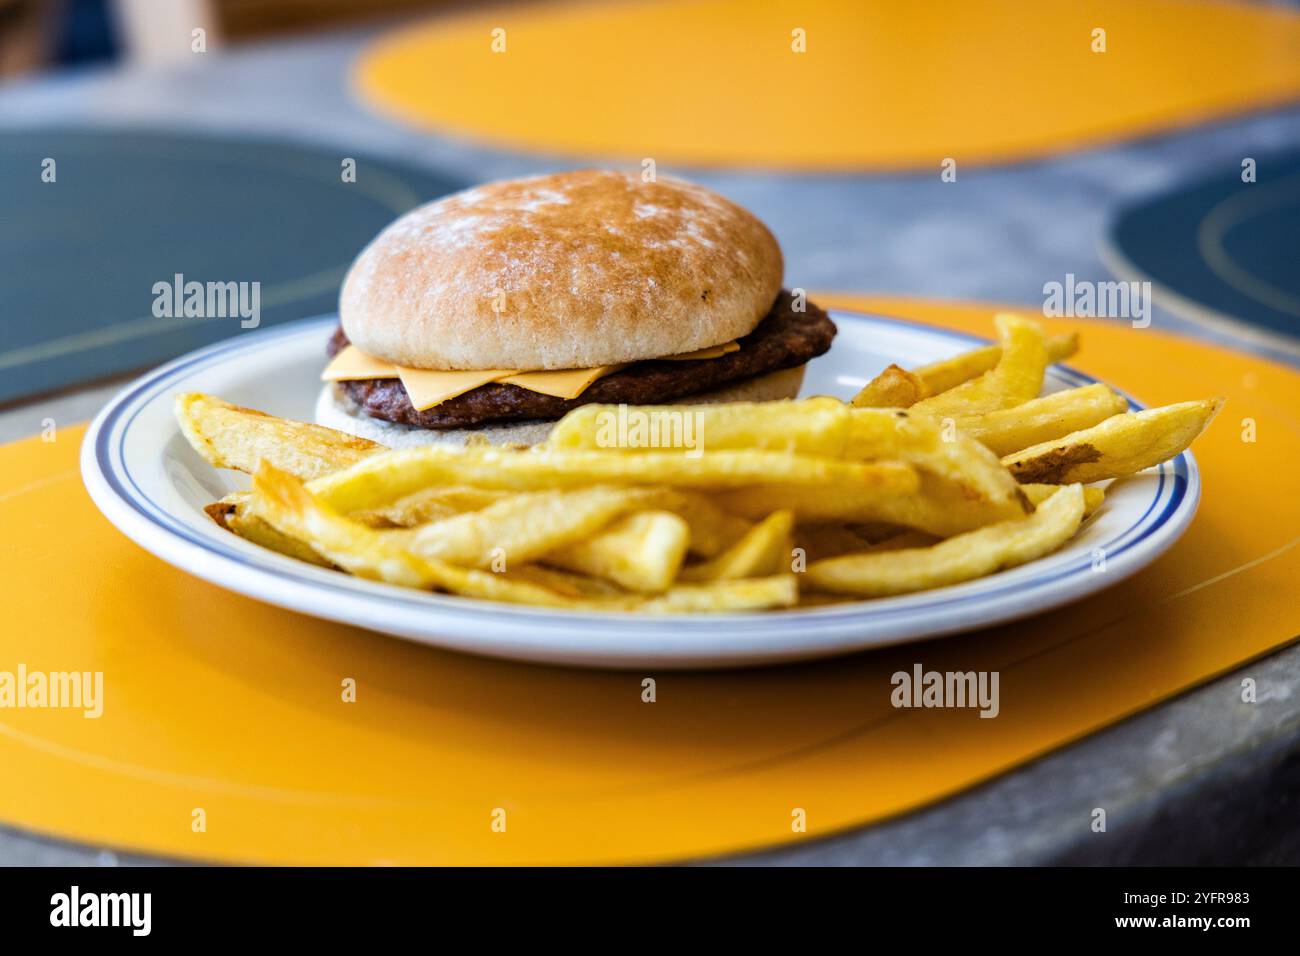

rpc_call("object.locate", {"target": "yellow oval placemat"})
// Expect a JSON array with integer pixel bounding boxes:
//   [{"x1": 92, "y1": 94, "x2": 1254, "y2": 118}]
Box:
[
  {"x1": 354, "y1": 0, "x2": 1300, "y2": 170},
  {"x1": 2, "y1": 298, "x2": 1298, "y2": 864}
]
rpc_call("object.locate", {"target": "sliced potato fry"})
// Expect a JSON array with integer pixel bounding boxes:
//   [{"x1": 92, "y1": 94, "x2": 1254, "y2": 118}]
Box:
[
  {"x1": 550, "y1": 399, "x2": 1026, "y2": 524},
  {"x1": 385, "y1": 486, "x2": 661, "y2": 569},
  {"x1": 204, "y1": 493, "x2": 243, "y2": 527},
  {"x1": 805, "y1": 484, "x2": 1086, "y2": 597},
  {"x1": 1002, "y1": 398, "x2": 1224, "y2": 484},
  {"x1": 954, "y1": 383, "x2": 1129, "y2": 456},
  {"x1": 251, "y1": 463, "x2": 795, "y2": 613},
  {"x1": 858, "y1": 529, "x2": 941, "y2": 553},
  {"x1": 175, "y1": 392, "x2": 381, "y2": 479},
  {"x1": 843, "y1": 408, "x2": 1029, "y2": 521},
  {"x1": 911, "y1": 314, "x2": 1048, "y2": 417},
  {"x1": 505, "y1": 565, "x2": 627, "y2": 598},
  {"x1": 912, "y1": 331, "x2": 1077, "y2": 395},
  {"x1": 661, "y1": 491, "x2": 753, "y2": 557},
  {"x1": 850, "y1": 364, "x2": 930, "y2": 408},
  {"x1": 794, "y1": 522, "x2": 877, "y2": 562},
  {"x1": 307, "y1": 445, "x2": 918, "y2": 515},
  {"x1": 228, "y1": 509, "x2": 333, "y2": 568},
  {"x1": 249, "y1": 462, "x2": 591, "y2": 605},
  {"x1": 352, "y1": 485, "x2": 510, "y2": 527},
  {"x1": 547, "y1": 397, "x2": 849, "y2": 456},
  {"x1": 630, "y1": 575, "x2": 798, "y2": 613},
  {"x1": 721, "y1": 476, "x2": 1018, "y2": 538},
  {"x1": 680, "y1": 511, "x2": 794, "y2": 582},
  {"x1": 547, "y1": 510, "x2": 690, "y2": 593},
  {"x1": 1022, "y1": 482, "x2": 1105, "y2": 517}
]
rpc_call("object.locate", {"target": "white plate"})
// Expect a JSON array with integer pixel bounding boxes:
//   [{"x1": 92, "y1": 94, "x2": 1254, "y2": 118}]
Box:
[{"x1": 81, "y1": 310, "x2": 1200, "y2": 669}]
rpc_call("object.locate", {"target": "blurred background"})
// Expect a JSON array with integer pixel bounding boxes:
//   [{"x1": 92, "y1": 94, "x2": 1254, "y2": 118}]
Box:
[{"x1": 1, "y1": 0, "x2": 1298, "y2": 411}]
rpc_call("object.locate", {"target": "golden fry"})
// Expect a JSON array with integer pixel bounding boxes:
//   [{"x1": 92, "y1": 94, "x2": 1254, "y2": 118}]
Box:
[
  {"x1": 805, "y1": 485, "x2": 1086, "y2": 597},
  {"x1": 175, "y1": 392, "x2": 381, "y2": 480},
  {"x1": 679, "y1": 511, "x2": 794, "y2": 582},
  {"x1": 547, "y1": 397, "x2": 848, "y2": 456},
  {"x1": 1021, "y1": 482, "x2": 1105, "y2": 517},
  {"x1": 1002, "y1": 398, "x2": 1224, "y2": 484},
  {"x1": 954, "y1": 383, "x2": 1128, "y2": 456},
  {"x1": 912, "y1": 314, "x2": 1048, "y2": 417},
  {"x1": 547, "y1": 510, "x2": 690, "y2": 593},
  {"x1": 912, "y1": 331, "x2": 1077, "y2": 395},
  {"x1": 383, "y1": 485, "x2": 661, "y2": 569},
  {"x1": 307, "y1": 444, "x2": 918, "y2": 515},
  {"x1": 850, "y1": 364, "x2": 930, "y2": 408}
]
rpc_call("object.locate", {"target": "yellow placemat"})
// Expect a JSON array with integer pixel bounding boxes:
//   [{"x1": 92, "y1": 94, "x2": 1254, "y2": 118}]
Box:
[
  {"x1": 354, "y1": 0, "x2": 1300, "y2": 171},
  {"x1": 2, "y1": 296, "x2": 1298, "y2": 865}
]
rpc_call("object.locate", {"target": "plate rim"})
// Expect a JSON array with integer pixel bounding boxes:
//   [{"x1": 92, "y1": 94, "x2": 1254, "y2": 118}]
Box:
[{"x1": 80, "y1": 309, "x2": 1199, "y2": 668}]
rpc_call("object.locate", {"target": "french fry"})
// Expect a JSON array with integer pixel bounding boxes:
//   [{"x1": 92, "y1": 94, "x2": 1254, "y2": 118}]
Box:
[
  {"x1": 794, "y1": 522, "x2": 877, "y2": 562},
  {"x1": 307, "y1": 444, "x2": 919, "y2": 515},
  {"x1": 912, "y1": 331, "x2": 1078, "y2": 395},
  {"x1": 546, "y1": 510, "x2": 690, "y2": 593},
  {"x1": 175, "y1": 392, "x2": 381, "y2": 480},
  {"x1": 547, "y1": 397, "x2": 849, "y2": 456},
  {"x1": 353, "y1": 486, "x2": 510, "y2": 527},
  {"x1": 911, "y1": 314, "x2": 1049, "y2": 417},
  {"x1": 1022, "y1": 482, "x2": 1105, "y2": 517},
  {"x1": 227, "y1": 509, "x2": 333, "y2": 568},
  {"x1": 843, "y1": 408, "x2": 1029, "y2": 521},
  {"x1": 631, "y1": 575, "x2": 798, "y2": 613},
  {"x1": 661, "y1": 491, "x2": 753, "y2": 557},
  {"x1": 504, "y1": 565, "x2": 627, "y2": 598},
  {"x1": 954, "y1": 383, "x2": 1129, "y2": 456},
  {"x1": 249, "y1": 462, "x2": 593, "y2": 605},
  {"x1": 805, "y1": 484, "x2": 1086, "y2": 597},
  {"x1": 550, "y1": 399, "x2": 1027, "y2": 523},
  {"x1": 721, "y1": 477, "x2": 1018, "y2": 538},
  {"x1": 1002, "y1": 399, "x2": 1224, "y2": 484},
  {"x1": 384, "y1": 486, "x2": 662, "y2": 569},
  {"x1": 850, "y1": 364, "x2": 930, "y2": 408},
  {"x1": 679, "y1": 511, "x2": 794, "y2": 582},
  {"x1": 255, "y1": 463, "x2": 795, "y2": 613}
]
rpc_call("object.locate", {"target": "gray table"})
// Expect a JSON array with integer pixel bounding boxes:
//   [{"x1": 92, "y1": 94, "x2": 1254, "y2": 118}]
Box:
[{"x1": 2, "y1": 20, "x2": 1298, "y2": 866}]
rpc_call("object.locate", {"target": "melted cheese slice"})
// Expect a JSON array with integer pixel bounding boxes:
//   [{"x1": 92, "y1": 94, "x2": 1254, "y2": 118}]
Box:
[
  {"x1": 498, "y1": 364, "x2": 627, "y2": 399},
  {"x1": 321, "y1": 340, "x2": 740, "y2": 409},
  {"x1": 398, "y1": 367, "x2": 520, "y2": 411},
  {"x1": 661, "y1": 341, "x2": 740, "y2": 361},
  {"x1": 321, "y1": 345, "x2": 399, "y2": 380}
]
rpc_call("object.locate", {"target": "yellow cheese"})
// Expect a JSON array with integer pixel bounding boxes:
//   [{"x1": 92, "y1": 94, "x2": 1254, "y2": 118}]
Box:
[
  {"x1": 398, "y1": 367, "x2": 520, "y2": 411},
  {"x1": 323, "y1": 339, "x2": 739, "y2": 409},
  {"x1": 661, "y1": 341, "x2": 740, "y2": 361},
  {"x1": 320, "y1": 345, "x2": 399, "y2": 381},
  {"x1": 498, "y1": 364, "x2": 627, "y2": 400}
]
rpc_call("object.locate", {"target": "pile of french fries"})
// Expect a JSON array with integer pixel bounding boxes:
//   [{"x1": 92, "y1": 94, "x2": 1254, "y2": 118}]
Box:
[{"x1": 175, "y1": 314, "x2": 1222, "y2": 613}]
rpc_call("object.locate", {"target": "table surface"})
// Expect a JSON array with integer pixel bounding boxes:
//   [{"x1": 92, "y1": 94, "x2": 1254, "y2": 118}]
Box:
[{"x1": 2, "y1": 19, "x2": 1298, "y2": 866}]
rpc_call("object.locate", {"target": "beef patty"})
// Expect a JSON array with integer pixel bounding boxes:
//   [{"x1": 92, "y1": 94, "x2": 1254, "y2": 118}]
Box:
[{"x1": 328, "y1": 290, "x2": 836, "y2": 429}]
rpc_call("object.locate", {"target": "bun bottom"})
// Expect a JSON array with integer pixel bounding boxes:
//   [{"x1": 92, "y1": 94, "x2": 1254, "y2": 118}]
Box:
[{"x1": 315, "y1": 365, "x2": 807, "y2": 448}]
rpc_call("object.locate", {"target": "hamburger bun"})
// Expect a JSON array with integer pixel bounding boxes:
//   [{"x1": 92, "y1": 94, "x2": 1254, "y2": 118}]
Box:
[{"x1": 338, "y1": 170, "x2": 784, "y2": 371}]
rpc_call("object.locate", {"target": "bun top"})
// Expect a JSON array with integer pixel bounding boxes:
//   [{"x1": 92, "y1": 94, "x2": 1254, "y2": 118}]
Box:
[{"x1": 339, "y1": 170, "x2": 784, "y2": 370}]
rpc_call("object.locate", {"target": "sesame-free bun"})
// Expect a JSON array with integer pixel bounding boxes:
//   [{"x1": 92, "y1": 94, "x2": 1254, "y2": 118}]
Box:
[
  {"x1": 339, "y1": 170, "x2": 784, "y2": 371},
  {"x1": 315, "y1": 366, "x2": 805, "y2": 449}
]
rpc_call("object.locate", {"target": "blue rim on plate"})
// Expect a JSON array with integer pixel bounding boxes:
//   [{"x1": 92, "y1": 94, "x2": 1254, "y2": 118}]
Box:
[{"x1": 80, "y1": 309, "x2": 1196, "y2": 665}]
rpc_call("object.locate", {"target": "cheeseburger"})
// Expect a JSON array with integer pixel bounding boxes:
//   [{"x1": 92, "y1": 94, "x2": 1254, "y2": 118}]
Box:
[{"x1": 318, "y1": 170, "x2": 836, "y2": 446}]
